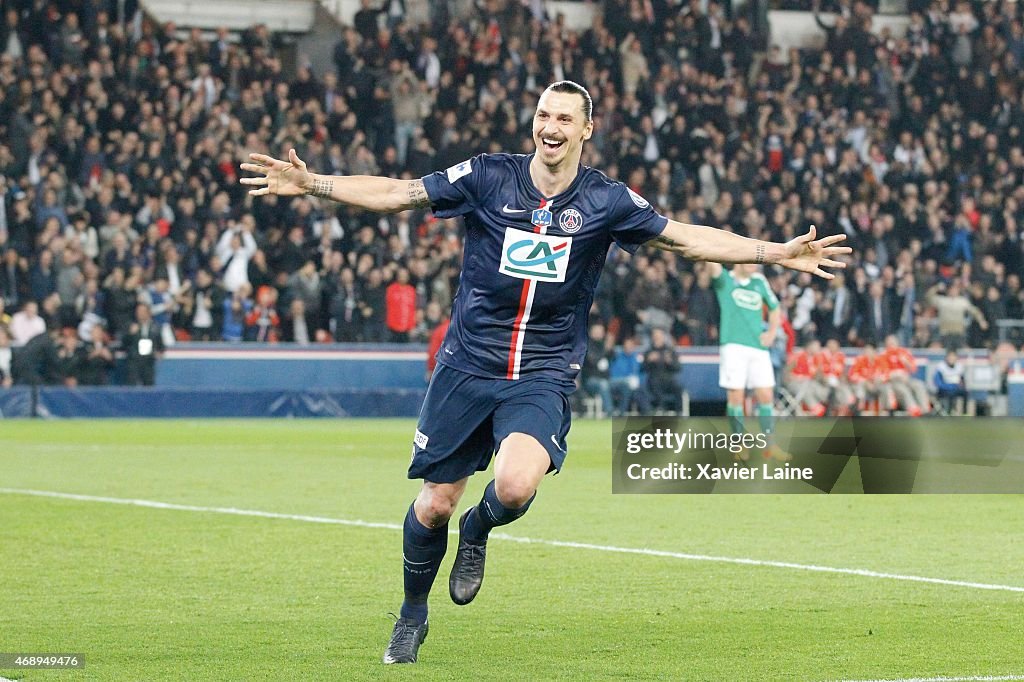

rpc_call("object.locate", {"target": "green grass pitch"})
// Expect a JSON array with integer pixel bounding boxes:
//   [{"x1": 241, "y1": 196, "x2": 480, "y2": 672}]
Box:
[{"x1": 1, "y1": 419, "x2": 1022, "y2": 681}]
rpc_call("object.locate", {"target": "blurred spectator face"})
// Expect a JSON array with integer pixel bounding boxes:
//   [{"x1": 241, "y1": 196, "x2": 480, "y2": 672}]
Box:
[
  {"x1": 60, "y1": 331, "x2": 78, "y2": 351},
  {"x1": 589, "y1": 323, "x2": 605, "y2": 342}
]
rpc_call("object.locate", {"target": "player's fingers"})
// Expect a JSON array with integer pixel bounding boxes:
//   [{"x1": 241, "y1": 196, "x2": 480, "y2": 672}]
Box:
[
  {"x1": 239, "y1": 163, "x2": 269, "y2": 174},
  {"x1": 813, "y1": 267, "x2": 834, "y2": 280},
  {"x1": 249, "y1": 187, "x2": 271, "y2": 196},
  {"x1": 820, "y1": 259, "x2": 846, "y2": 269},
  {"x1": 817, "y1": 234, "x2": 848, "y2": 247},
  {"x1": 804, "y1": 224, "x2": 817, "y2": 242},
  {"x1": 823, "y1": 246, "x2": 853, "y2": 256},
  {"x1": 289, "y1": 148, "x2": 307, "y2": 170},
  {"x1": 249, "y1": 153, "x2": 281, "y2": 167},
  {"x1": 240, "y1": 176, "x2": 268, "y2": 186}
]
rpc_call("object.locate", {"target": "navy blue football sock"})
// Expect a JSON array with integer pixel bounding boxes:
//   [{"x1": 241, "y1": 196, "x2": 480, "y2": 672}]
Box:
[
  {"x1": 400, "y1": 503, "x2": 448, "y2": 624},
  {"x1": 461, "y1": 479, "x2": 535, "y2": 545}
]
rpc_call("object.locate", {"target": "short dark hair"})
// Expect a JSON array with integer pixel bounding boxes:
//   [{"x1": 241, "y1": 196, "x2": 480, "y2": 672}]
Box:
[{"x1": 545, "y1": 80, "x2": 593, "y2": 122}]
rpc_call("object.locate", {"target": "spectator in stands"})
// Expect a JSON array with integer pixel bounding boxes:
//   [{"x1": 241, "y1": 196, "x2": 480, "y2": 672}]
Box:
[
  {"x1": 11, "y1": 330, "x2": 59, "y2": 386},
  {"x1": 385, "y1": 267, "x2": 416, "y2": 342},
  {"x1": 79, "y1": 324, "x2": 115, "y2": 385},
  {"x1": 643, "y1": 327, "x2": 682, "y2": 414},
  {"x1": 0, "y1": 326, "x2": 13, "y2": 387},
  {"x1": 141, "y1": 277, "x2": 177, "y2": 347},
  {"x1": 222, "y1": 284, "x2": 252, "y2": 342},
  {"x1": 859, "y1": 280, "x2": 897, "y2": 346},
  {"x1": 9, "y1": 300, "x2": 45, "y2": 346},
  {"x1": 932, "y1": 349, "x2": 968, "y2": 414},
  {"x1": 245, "y1": 285, "x2": 281, "y2": 342},
  {"x1": 360, "y1": 269, "x2": 387, "y2": 342},
  {"x1": 124, "y1": 303, "x2": 164, "y2": 386},
  {"x1": 0, "y1": 247, "x2": 28, "y2": 308},
  {"x1": 287, "y1": 260, "x2": 324, "y2": 330},
  {"x1": 330, "y1": 268, "x2": 362, "y2": 342},
  {"x1": 927, "y1": 280, "x2": 988, "y2": 350},
  {"x1": 281, "y1": 298, "x2": 313, "y2": 344},
  {"x1": 609, "y1": 335, "x2": 650, "y2": 417},
  {"x1": 217, "y1": 222, "x2": 258, "y2": 293},
  {"x1": 581, "y1": 322, "x2": 614, "y2": 417},
  {"x1": 186, "y1": 269, "x2": 225, "y2": 341},
  {"x1": 53, "y1": 328, "x2": 85, "y2": 386}
]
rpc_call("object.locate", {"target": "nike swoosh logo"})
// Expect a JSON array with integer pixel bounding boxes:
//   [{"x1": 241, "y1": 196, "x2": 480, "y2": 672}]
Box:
[
  {"x1": 502, "y1": 204, "x2": 527, "y2": 214},
  {"x1": 550, "y1": 435, "x2": 566, "y2": 453}
]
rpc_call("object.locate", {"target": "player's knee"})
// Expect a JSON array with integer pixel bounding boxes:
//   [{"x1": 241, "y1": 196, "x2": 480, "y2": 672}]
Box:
[
  {"x1": 494, "y1": 476, "x2": 535, "y2": 509},
  {"x1": 415, "y1": 490, "x2": 458, "y2": 527}
]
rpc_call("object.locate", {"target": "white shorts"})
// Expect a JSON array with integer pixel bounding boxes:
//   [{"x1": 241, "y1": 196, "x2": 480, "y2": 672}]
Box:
[{"x1": 719, "y1": 343, "x2": 776, "y2": 390}]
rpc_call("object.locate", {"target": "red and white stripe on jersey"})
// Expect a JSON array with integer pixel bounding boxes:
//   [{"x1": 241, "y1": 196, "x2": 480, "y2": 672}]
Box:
[{"x1": 507, "y1": 198, "x2": 548, "y2": 380}]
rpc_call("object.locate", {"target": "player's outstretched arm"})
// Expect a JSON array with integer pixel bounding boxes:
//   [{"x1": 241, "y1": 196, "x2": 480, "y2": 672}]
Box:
[
  {"x1": 239, "y1": 149, "x2": 431, "y2": 214},
  {"x1": 649, "y1": 221, "x2": 851, "y2": 280}
]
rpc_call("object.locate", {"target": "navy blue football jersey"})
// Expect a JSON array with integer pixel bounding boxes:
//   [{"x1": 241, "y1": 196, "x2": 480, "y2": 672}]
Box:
[{"x1": 421, "y1": 153, "x2": 668, "y2": 381}]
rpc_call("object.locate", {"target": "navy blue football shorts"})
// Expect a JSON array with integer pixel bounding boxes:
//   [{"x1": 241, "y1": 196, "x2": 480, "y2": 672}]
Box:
[{"x1": 408, "y1": 364, "x2": 575, "y2": 484}]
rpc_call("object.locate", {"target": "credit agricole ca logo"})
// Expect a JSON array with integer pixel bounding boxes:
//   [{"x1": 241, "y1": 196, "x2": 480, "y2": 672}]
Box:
[{"x1": 499, "y1": 229, "x2": 573, "y2": 282}]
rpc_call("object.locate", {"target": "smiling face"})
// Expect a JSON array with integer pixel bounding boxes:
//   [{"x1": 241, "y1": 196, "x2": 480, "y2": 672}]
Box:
[{"x1": 532, "y1": 89, "x2": 592, "y2": 169}]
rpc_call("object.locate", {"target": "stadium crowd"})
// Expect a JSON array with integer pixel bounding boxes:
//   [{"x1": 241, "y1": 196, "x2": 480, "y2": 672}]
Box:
[{"x1": 0, "y1": 0, "x2": 1022, "y2": 389}]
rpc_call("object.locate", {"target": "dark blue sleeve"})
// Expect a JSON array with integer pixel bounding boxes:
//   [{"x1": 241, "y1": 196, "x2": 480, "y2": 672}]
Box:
[
  {"x1": 608, "y1": 185, "x2": 669, "y2": 254},
  {"x1": 420, "y1": 156, "x2": 485, "y2": 219}
]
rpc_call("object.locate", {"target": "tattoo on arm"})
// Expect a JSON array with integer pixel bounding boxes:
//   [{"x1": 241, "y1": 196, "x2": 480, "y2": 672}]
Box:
[
  {"x1": 755, "y1": 244, "x2": 766, "y2": 265},
  {"x1": 406, "y1": 180, "x2": 431, "y2": 209},
  {"x1": 310, "y1": 178, "x2": 334, "y2": 198},
  {"x1": 653, "y1": 235, "x2": 676, "y2": 248}
]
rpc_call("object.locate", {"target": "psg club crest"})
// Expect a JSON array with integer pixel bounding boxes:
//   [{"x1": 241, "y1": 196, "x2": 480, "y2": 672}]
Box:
[
  {"x1": 531, "y1": 208, "x2": 552, "y2": 228},
  {"x1": 558, "y1": 208, "x2": 583, "y2": 233}
]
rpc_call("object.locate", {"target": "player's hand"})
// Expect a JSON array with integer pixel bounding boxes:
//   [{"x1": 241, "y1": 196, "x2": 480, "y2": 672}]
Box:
[
  {"x1": 778, "y1": 225, "x2": 851, "y2": 280},
  {"x1": 240, "y1": 149, "x2": 312, "y2": 197},
  {"x1": 759, "y1": 330, "x2": 775, "y2": 348}
]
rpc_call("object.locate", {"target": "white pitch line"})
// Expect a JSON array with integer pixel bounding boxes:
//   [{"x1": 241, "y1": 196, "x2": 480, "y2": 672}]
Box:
[
  {"x1": 836, "y1": 676, "x2": 1024, "y2": 682},
  {"x1": 2, "y1": 488, "x2": 1024, "y2": 595}
]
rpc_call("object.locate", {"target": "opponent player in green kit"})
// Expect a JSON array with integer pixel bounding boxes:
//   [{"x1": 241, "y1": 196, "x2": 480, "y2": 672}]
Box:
[{"x1": 707, "y1": 260, "x2": 789, "y2": 461}]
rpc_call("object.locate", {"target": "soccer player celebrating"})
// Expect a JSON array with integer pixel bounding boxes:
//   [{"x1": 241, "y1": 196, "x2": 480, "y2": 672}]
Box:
[{"x1": 240, "y1": 81, "x2": 850, "y2": 664}]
